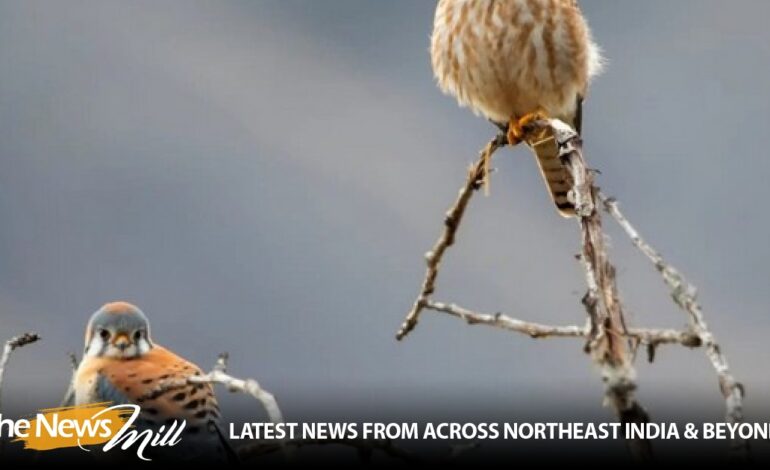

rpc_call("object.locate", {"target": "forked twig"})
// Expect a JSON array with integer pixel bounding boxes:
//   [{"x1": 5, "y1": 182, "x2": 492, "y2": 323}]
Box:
[
  {"x1": 189, "y1": 353, "x2": 284, "y2": 425},
  {"x1": 396, "y1": 132, "x2": 508, "y2": 340},
  {"x1": 600, "y1": 193, "x2": 748, "y2": 458},
  {"x1": 395, "y1": 117, "x2": 746, "y2": 461}
]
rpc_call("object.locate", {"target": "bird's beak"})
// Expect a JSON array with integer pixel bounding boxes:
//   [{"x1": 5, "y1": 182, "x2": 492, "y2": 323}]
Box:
[{"x1": 112, "y1": 332, "x2": 132, "y2": 351}]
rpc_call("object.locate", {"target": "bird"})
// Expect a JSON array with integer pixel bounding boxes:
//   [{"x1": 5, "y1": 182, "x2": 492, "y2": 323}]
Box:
[
  {"x1": 430, "y1": 0, "x2": 603, "y2": 216},
  {"x1": 73, "y1": 301, "x2": 236, "y2": 462}
]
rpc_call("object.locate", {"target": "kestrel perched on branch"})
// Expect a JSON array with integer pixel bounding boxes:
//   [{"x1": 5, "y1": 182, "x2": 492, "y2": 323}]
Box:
[
  {"x1": 74, "y1": 301, "x2": 235, "y2": 461},
  {"x1": 431, "y1": 0, "x2": 602, "y2": 216}
]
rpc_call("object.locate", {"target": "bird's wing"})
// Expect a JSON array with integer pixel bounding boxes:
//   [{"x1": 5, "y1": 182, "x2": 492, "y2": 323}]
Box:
[{"x1": 95, "y1": 374, "x2": 133, "y2": 406}]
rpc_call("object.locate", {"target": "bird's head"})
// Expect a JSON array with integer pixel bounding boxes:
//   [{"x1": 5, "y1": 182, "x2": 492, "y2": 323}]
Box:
[{"x1": 84, "y1": 301, "x2": 154, "y2": 359}]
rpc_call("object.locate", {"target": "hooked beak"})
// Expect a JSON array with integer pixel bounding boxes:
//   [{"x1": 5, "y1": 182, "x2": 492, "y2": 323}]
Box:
[{"x1": 111, "y1": 332, "x2": 132, "y2": 352}]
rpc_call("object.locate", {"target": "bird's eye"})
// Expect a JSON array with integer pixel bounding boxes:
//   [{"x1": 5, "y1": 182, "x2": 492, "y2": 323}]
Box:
[
  {"x1": 98, "y1": 328, "x2": 110, "y2": 340},
  {"x1": 133, "y1": 330, "x2": 142, "y2": 341}
]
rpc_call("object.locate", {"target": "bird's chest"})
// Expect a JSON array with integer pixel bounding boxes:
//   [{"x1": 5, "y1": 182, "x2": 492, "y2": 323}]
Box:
[{"x1": 432, "y1": 0, "x2": 583, "y2": 121}]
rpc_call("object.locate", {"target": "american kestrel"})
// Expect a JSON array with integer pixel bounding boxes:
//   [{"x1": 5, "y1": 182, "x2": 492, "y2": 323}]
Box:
[
  {"x1": 431, "y1": 0, "x2": 603, "y2": 216},
  {"x1": 74, "y1": 301, "x2": 235, "y2": 461}
]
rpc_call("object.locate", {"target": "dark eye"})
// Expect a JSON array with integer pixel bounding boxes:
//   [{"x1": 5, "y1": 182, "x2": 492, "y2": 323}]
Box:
[
  {"x1": 133, "y1": 330, "x2": 142, "y2": 341},
  {"x1": 99, "y1": 328, "x2": 110, "y2": 340}
]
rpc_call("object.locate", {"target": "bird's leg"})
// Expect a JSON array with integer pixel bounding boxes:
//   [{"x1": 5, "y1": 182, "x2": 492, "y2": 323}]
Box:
[
  {"x1": 490, "y1": 119, "x2": 509, "y2": 133},
  {"x1": 507, "y1": 110, "x2": 549, "y2": 146},
  {"x1": 481, "y1": 112, "x2": 549, "y2": 195}
]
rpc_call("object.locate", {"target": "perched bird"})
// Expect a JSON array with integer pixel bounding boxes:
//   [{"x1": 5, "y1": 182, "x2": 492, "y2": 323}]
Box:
[
  {"x1": 74, "y1": 301, "x2": 235, "y2": 461},
  {"x1": 430, "y1": 0, "x2": 603, "y2": 216}
]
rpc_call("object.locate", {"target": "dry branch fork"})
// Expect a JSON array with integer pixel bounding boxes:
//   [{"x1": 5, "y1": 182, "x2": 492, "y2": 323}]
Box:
[{"x1": 395, "y1": 119, "x2": 748, "y2": 461}]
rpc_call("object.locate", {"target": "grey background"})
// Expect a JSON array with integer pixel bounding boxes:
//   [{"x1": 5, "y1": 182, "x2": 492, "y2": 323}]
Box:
[{"x1": 1, "y1": 0, "x2": 769, "y2": 458}]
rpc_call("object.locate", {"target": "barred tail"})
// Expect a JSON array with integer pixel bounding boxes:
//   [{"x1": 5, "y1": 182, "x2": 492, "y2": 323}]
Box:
[
  {"x1": 528, "y1": 95, "x2": 582, "y2": 218},
  {"x1": 530, "y1": 132, "x2": 575, "y2": 218}
]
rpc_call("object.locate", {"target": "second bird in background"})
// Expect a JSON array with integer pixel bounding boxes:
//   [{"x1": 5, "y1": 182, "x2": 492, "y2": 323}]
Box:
[{"x1": 430, "y1": 0, "x2": 603, "y2": 216}]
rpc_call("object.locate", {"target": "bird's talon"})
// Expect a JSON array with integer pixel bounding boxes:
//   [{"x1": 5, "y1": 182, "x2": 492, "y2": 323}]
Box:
[
  {"x1": 507, "y1": 112, "x2": 549, "y2": 146},
  {"x1": 507, "y1": 118, "x2": 525, "y2": 146}
]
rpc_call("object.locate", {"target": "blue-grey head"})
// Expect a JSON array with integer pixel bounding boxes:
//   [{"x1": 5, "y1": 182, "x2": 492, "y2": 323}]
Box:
[{"x1": 84, "y1": 301, "x2": 154, "y2": 359}]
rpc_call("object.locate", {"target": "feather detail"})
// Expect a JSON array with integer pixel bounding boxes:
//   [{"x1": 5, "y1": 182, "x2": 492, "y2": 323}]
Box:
[{"x1": 75, "y1": 345, "x2": 234, "y2": 461}]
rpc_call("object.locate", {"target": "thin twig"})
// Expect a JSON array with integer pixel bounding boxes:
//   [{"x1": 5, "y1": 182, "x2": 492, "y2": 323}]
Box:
[
  {"x1": 59, "y1": 352, "x2": 79, "y2": 407},
  {"x1": 0, "y1": 332, "x2": 40, "y2": 456},
  {"x1": 424, "y1": 300, "x2": 701, "y2": 351},
  {"x1": 188, "y1": 353, "x2": 290, "y2": 460},
  {"x1": 188, "y1": 353, "x2": 284, "y2": 425},
  {"x1": 600, "y1": 193, "x2": 749, "y2": 458},
  {"x1": 396, "y1": 132, "x2": 508, "y2": 340},
  {"x1": 0, "y1": 332, "x2": 41, "y2": 413}
]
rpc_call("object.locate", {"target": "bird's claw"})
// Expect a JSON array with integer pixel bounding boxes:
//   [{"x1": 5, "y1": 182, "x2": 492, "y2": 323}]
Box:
[{"x1": 507, "y1": 111, "x2": 549, "y2": 146}]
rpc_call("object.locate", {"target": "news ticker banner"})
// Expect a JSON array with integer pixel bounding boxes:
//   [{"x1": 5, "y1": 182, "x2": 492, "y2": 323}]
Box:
[{"x1": 0, "y1": 403, "x2": 767, "y2": 461}]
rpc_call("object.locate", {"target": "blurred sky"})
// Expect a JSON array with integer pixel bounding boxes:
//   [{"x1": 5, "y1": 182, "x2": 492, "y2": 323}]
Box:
[{"x1": 1, "y1": 0, "x2": 770, "y2": 457}]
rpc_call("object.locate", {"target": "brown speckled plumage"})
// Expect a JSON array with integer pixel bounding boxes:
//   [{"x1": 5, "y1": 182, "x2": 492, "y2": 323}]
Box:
[
  {"x1": 431, "y1": 0, "x2": 602, "y2": 215},
  {"x1": 74, "y1": 302, "x2": 234, "y2": 461}
]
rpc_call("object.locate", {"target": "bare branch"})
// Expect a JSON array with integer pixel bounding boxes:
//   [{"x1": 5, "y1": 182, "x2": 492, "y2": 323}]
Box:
[
  {"x1": 189, "y1": 339, "x2": 483, "y2": 462},
  {"x1": 189, "y1": 353, "x2": 284, "y2": 426},
  {"x1": 0, "y1": 332, "x2": 40, "y2": 456},
  {"x1": 600, "y1": 192, "x2": 749, "y2": 458},
  {"x1": 396, "y1": 132, "x2": 508, "y2": 340},
  {"x1": 530, "y1": 119, "x2": 652, "y2": 461},
  {"x1": 187, "y1": 353, "x2": 290, "y2": 461},
  {"x1": 0, "y1": 332, "x2": 41, "y2": 413},
  {"x1": 424, "y1": 299, "x2": 700, "y2": 350},
  {"x1": 397, "y1": 119, "x2": 654, "y2": 459},
  {"x1": 397, "y1": 117, "x2": 748, "y2": 462},
  {"x1": 427, "y1": 300, "x2": 587, "y2": 338}
]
